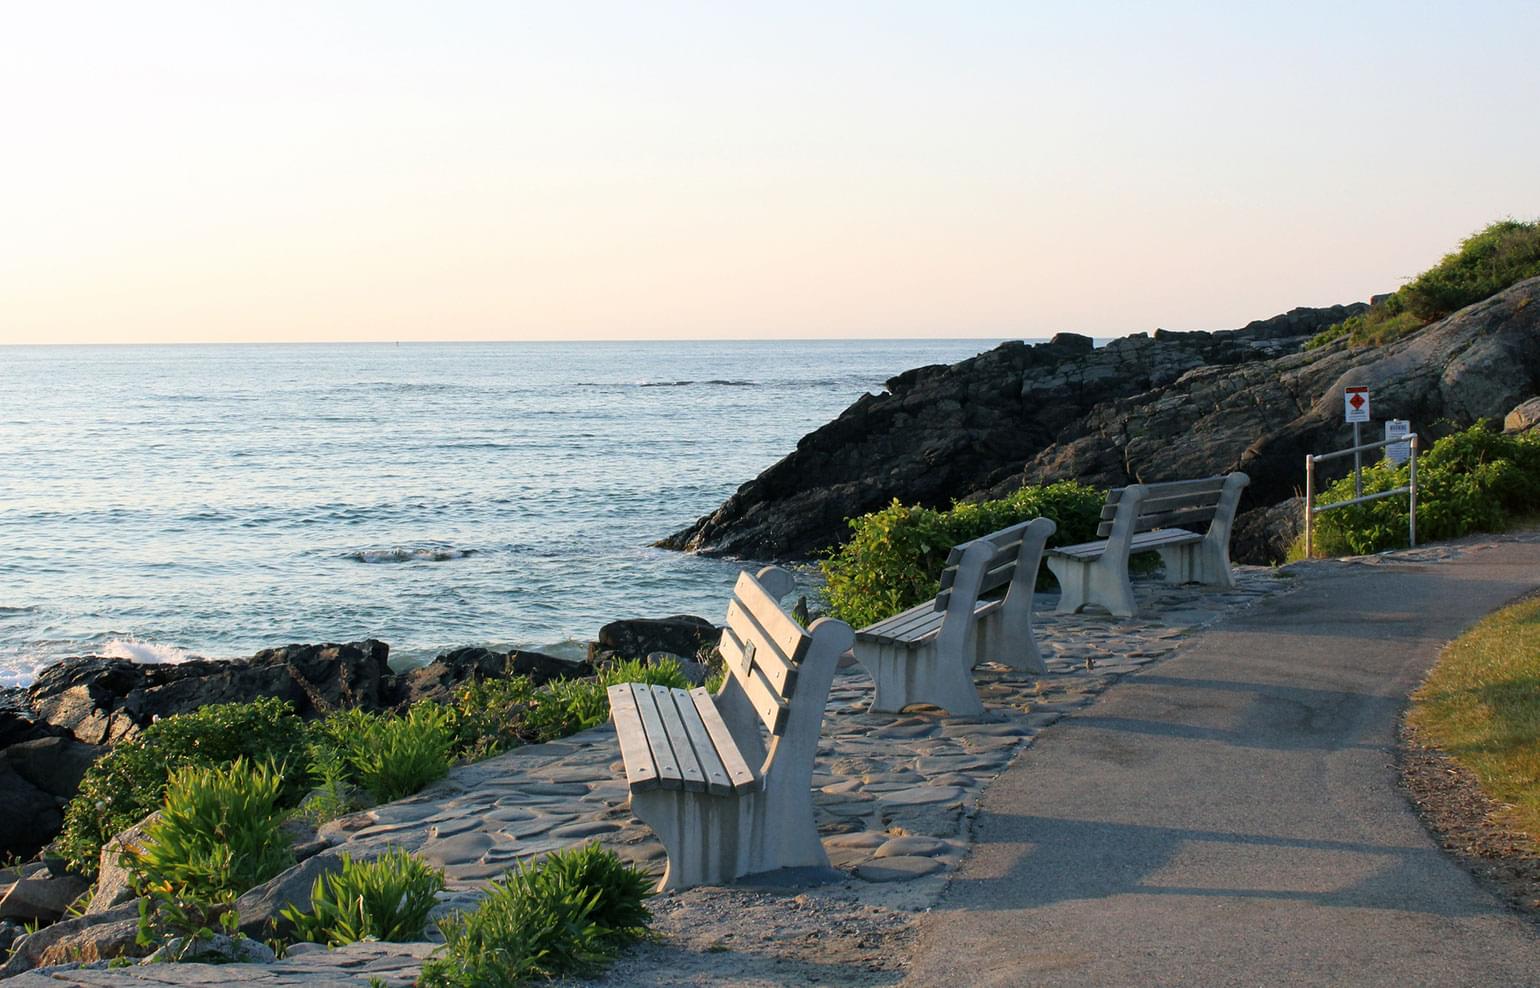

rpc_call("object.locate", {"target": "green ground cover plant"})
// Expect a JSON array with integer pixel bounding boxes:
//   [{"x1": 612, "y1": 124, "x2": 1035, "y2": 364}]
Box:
[
  {"x1": 418, "y1": 843, "x2": 651, "y2": 987},
  {"x1": 821, "y1": 480, "x2": 1106, "y2": 629},
  {"x1": 281, "y1": 848, "x2": 446, "y2": 946},
  {"x1": 1305, "y1": 424, "x2": 1540, "y2": 557},
  {"x1": 1307, "y1": 219, "x2": 1540, "y2": 350},
  {"x1": 1408, "y1": 593, "x2": 1540, "y2": 843},
  {"x1": 55, "y1": 697, "x2": 310, "y2": 874},
  {"x1": 130, "y1": 758, "x2": 294, "y2": 944}
]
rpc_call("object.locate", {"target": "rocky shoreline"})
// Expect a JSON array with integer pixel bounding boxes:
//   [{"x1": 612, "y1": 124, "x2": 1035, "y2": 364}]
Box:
[
  {"x1": 661, "y1": 276, "x2": 1540, "y2": 564},
  {"x1": 0, "y1": 615, "x2": 719, "y2": 865}
]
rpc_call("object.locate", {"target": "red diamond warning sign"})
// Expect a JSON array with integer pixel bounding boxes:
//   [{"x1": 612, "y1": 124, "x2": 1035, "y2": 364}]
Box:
[{"x1": 1344, "y1": 386, "x2": 1370, "y2": 423}]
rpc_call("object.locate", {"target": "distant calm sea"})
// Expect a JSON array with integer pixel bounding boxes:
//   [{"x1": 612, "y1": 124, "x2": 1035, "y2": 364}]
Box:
[{"x1": 0, "y1": 340, "x2": 1010, "y2": 687}]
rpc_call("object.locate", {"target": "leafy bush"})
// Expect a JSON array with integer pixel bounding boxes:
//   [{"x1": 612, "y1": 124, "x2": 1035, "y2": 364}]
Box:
[
  {"x1": 598, "y1": 656, "x2": 690, "y2": 691},
  {"x1": 1308, "y1": 424, "x2": 1540, "y2": 556},
  {"x1": 447, "y1": 675, "x2": 537, "y2": 760},
  {"x1": 55, "y1": 698, "x2": 309, "y2": 874},
  {"x1": 418, "y1": 844, "x2": 650, "y2": 987},
  {"x1": 281, "y1": 849, "x2": 446, "y2": 946},
  {"x1": 1307, "y1": 219, "x2": 1540, "y2": 350},
  {"x1": 130, "y1": 758, "x2": 294, "y2": 946},
  {"x1": 319, "y1": 704, "x2": 455, "y2": 803},
  {"x1": 525, "y1": 678, "x2": 611, "y2": 743},
  {"x1": 821, "y1": 481, "x2": 1107, "y2": 629}
]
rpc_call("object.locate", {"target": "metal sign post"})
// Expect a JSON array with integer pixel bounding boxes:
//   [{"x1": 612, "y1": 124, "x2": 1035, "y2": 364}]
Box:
[{"x1": 1344, "y1": 386, "x2": 1370, "y2": 497}]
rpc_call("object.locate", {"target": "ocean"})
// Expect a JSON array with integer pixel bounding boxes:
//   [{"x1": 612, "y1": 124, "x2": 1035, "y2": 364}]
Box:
[{"x1": 0, "y1": 339, "x2": 1009, "y2": 687}]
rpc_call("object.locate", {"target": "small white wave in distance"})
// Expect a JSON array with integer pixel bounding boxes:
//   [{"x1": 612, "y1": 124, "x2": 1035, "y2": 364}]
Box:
[{"x1": 346, "y1": 545, "x2": 474, "y2": 564}]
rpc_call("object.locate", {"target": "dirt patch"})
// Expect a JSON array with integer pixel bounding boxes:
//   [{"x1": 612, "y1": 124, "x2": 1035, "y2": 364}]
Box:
[{"x1": 1399, "y1": 720, "x2": 1540, "y2": 922}]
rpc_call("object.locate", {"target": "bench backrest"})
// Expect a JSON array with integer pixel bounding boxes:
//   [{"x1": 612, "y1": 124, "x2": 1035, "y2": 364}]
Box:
[
  {"x1": 1097, "y1": 475, "x2": 1232, "y2": 538},
  {"x1": 935, "y1": 518, "x2": 1048, "y2": 613},
  {"x1": 716, "y1": 568, "x2": 813, "y2": 737}
]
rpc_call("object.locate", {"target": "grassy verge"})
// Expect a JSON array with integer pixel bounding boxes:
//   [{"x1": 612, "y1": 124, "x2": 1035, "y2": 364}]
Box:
[{"x1": 1407, "y1": 594, "x2": 1540, "y2": 844}]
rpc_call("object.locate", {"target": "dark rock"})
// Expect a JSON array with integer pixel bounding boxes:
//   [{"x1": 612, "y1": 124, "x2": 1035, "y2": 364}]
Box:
[
  {"x1": 0, "y1": 871, "x2": 88, "y2": 923},
  {"x1": 1231, "y1": 497, "x2": 1306, "y2": 566},
  {"x1": 589, "y1": 615, "x2": 719, "y2": 664},
  {"x1": 0, "y1": 900, "x2": 140, "y2": 976},
  {"x1": 0, "y1": 736, "x2": 106, "y2": 798},
  {"x1": 0, "y1": 921, "x2": 17, "y2": 959},
  {"x1": 662, "y1": 279, "x2": 1540, "y2": 565},
  {"x1": 26, "y1": 640, "x2": 393, "y2": 744},
  {"x1": 399, "y1": 646, "x2": 590, "y2": 705},
  {"x1": 1504, "y1": 396, "x2": 1540, "y2": 433},
  {"x1": 0, "y1": 765, "x2": 62, "y2": 862},
  {"x1": 0, "y1": 689, "x2": 51, "y2": 749},
  {"x1": 657, "y1": 303, "x2": 1365, "y2": 558}
]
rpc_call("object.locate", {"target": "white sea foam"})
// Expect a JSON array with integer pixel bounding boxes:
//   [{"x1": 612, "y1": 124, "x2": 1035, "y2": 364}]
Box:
[
  {"x1": 100, "y1": 638, "x2": 193, "y2": 665},
  {"x1": 346, "y1": 546, "x2": 474, "y2": 564}
]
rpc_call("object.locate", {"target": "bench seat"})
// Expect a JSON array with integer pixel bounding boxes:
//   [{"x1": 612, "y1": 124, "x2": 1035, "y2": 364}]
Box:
[
  {"x1": 609, "y1": 683, "x2": 759, "y2": 797},
  {"x1": 1050, "y1": 528, "x2": 1203, "y2": 561},
  {"x1": 852, "y1": 517, "x2": 1054, "y2": 715}
]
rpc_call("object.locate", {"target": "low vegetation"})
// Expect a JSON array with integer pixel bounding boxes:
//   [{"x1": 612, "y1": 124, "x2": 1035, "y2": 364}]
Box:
[
  {"x1": 1408, "y1": 593, "x2": 1540, "y2": 843},
  {"x1": 1304, "y1": 424, "x2": 1540, "y2": 557},
  {"x1": 1307, "y1": 219, "x2": 1540, "y2": 350},
  {"x1": 55, "y1": 698, "x2": 309, "y2": 874},
  {"x1": 821, "y1": 480, "x2": 1106, "y2": 629},
  {"x1": 419, "y1": 843, "x2": 652, "y2": 987},
  {"x1": 281, "y1": 849, "x2": 446, "y2": 946}
]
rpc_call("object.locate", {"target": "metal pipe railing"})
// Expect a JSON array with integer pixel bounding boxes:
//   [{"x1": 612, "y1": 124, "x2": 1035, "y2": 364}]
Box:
[{"x1": 1303, "y1": 433, "x2": 1419, "y2": 558}]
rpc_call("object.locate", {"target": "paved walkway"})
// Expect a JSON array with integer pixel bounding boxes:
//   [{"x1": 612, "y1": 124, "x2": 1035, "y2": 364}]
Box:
[{"x1": 905, "y1": 535, "x2": 1540, "y2": 987}]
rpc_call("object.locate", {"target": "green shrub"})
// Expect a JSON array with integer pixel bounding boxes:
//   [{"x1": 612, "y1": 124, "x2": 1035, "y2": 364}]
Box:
[
  {"x1": 1309, "y1": 424, "x2": 1540, "y2": 556},
  {"x1": 418, "y1": 844, "x2": 650, "y2": 987},
  {"x1": 598, "y1": 656, "x2": 690, "y2": 691},
  {"x1": 1307, "y1": 219, "x2": 1540, "y2": 350},
  {"x1": 525, "y1": 678, "x2": 610, "y2": 742},
  {"x1": 321, "y1": 704, "x2": 455, "y2": 803},
  {"x1": 447, "y1": 675, "x2": 537, "y2": 760},
  {"x1": 821, "y1": 480, "x2": 1107, "y2": 629},
  {"x1": 55, "y1": 698, "x2": 310, "y2": 875},
  {"x1": 280, "y1": 849, "x2": 446, "y2": 946}
]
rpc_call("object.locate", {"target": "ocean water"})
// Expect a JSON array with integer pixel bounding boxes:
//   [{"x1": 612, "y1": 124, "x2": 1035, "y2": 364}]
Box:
[{"x1": 0, "y1": 339, "x2": 1009, "y2": 687}]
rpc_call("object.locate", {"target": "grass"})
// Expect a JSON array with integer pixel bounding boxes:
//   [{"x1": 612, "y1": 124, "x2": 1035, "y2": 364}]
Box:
[{"x1": 1408, "y1": 593, "x2": 1540, "y2": 844}]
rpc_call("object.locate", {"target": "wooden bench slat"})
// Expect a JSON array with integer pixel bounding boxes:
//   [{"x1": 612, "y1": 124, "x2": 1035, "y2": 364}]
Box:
[
  {"x1": 1055, "y1": 528, "x2": 1204, "y2": 559},
  {"x1": 631, "y1": 683, "x2": 684, "y2": 790},
  {"x1": 939, "y1": 538, "x2": 1023, "y2": 591},
  {"x1": 1099, "y1": 505, "x2": 1221, "y2": 538},
  {"x1": 721, "y1": 606, "x2": 797, "y2": 696},
  {"x1": 858, "y1": 608, "x2": 944, "y2": 645},
  {"x1": 650, "y1": 685, "x2": 706, "y2": 793},
  {"x1": 689, "y1": 687, "x2": 759, "y2": 793},
  {"x1": 607, "y1": 684, "x2": 661, "y2": 792},
  {"x1": 1098, "y1": 488, "x2": 1223, "y2": 522},
  {"x1": 731, "y1": 571, "x2": 810, "y2": 664},
  {"x1": 1106, "y1": 476, "x2": 1227, "y2": 503},
  {"x1": 670, "y1": 688, "x2": 734, "y2": 796},
  {"x1": 738, "y1": 661, "x2": 790, "y2": 735},
  {"x1": 861, "y1": 600, "x2": 933, "y2": 636},
  {"x1": 862, "y1": 602, "x2": 943, "y2": 641}
]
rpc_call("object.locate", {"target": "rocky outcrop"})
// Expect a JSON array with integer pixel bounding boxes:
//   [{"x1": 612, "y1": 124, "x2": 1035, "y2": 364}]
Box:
[
  {"x1": 1504, "y1": 396, "x2": 1540, "y2": 433},
  {"x1": 398, "y1": 646, "x2": 590, "y2": 705},
  {"x1": 658, "y1": 305, "x2": 1365, "y2": 559},
  {"x1": 588, "y1": 615, "x2": 719, "y2": 665},
  {"x1": 662, "y1": 279, "x2": 1540, "y2": 565}
]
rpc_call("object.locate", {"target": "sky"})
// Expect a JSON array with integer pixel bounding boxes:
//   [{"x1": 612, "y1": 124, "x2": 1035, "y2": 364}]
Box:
[{"x1": 2, "y1": 1, "x2": 1538, "y2": 345}]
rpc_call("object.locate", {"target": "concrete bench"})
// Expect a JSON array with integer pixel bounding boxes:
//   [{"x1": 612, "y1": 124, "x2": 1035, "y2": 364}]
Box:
[
  {"x1": 852, "y1": 517, "x2": 1056, "y2": 716},
  {"x1": 607, "y1": 565, "x2": 854, "y2": 891},
  {"x1": 1045, "y1": 472, "x2": 1249, "y2": 618}
]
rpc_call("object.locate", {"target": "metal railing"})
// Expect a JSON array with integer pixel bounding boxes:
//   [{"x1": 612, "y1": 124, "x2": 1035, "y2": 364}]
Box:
[{"x1": 1304, "y1": 433, "x2": 1419, "y2": 557}]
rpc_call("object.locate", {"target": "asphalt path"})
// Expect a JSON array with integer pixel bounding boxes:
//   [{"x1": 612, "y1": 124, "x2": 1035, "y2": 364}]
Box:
[{"x1": 905, "y1": 537, "x2": 1540, "y2": 987}]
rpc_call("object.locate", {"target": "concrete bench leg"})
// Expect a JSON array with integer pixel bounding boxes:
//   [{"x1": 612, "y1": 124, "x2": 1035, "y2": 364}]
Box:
[
  {"x1": 632, "y1": 789, "x2": 753, "y2": 891},
  {"x1": 1156, "y1": 541, "x2": 1236, "y2": 588},
  {"x1": 853, "y1": 641, "x2": 984, "y2": 717},
  {"x1": 974, "y1": 604, "x2": 1046, "y2": 675},
  {"x1": 1046, "y1": 555, "x2": 1137, "y2": 619}
]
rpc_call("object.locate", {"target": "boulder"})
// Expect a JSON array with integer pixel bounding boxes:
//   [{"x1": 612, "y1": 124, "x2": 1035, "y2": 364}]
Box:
[
  {"x1": 143, "y1": 933, "x2": 277, "y2": 965},
  {"x1": 85, "y1": 813, "x2": 158, "y2": 915},
  {"x1": 0, "y1": 689, "x2": 49, "y2": 748},
  {"x1": 590, "y1": 615, "x2": 719, "y2": 665},
  {"x1": 1504, "y1": 396, "x2": 1540, "y2": 433},
  {"x1": 1231, "y1": 497, "x2": 1306, "y2": 566},
  {"x1": 0, "y1": 871, "x2": 87, "y2": 923},
  {"x1": 0, "y1": 765, "x2": 62, "y2": 862},
  {"x1": 399, "y1": 646, "x2": 591, "y2": 705},
  {"x1": 25, "y1": 640, "x2": 393, "y2": 744},
  {"x1": 0, "y1": 736, "x2": 106, "y2": 798},
  {"x1": 232, "y1": 848, "x2": 351, "y2": 940},
  {"x1": 0, "y1": 900, "x2": 140, "y2": 976}
]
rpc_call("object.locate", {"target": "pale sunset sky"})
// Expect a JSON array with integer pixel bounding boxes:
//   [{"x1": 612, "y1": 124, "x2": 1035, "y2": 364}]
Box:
[{"x1": 2, "y1": 1, "x2": 1537, "y2": 345}]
